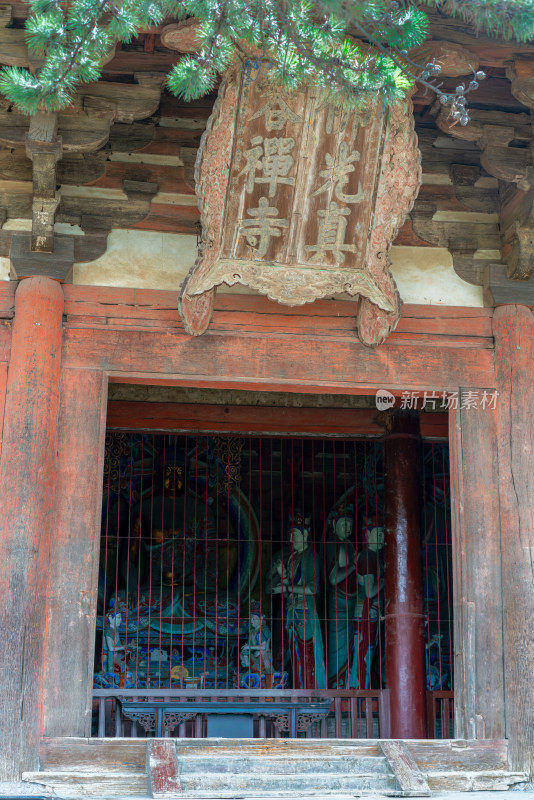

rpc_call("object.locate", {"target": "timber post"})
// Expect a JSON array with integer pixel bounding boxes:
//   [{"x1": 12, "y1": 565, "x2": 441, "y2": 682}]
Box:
[
  {"x1": 383, "y1": 410, "x2": 427, "y2": 739},
  {"x1": 0, "y1": 277, "x2": 64, "y2": 780},
  {"x1": 493, "y1": 304, "x2": 534, "y2": 777},
  {"x1": 448, "y1": 397, "x2": 505, "y2": 741}
]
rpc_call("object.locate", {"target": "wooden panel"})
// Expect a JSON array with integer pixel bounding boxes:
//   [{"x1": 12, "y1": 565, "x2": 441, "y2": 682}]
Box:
[
  {"x1": 493, "y1": 305, "x2": 534, "y2": 776},
  {"x1": 62, "y1": 287, "x2": 495, "y2": 340},
  {"x1": 106, "y1": 401, "x2": 448, "y2": 439},
  {"x1": 42, "y1": 369, "x2": 108, "y2": 739},
  {"x1": 448, "y1": 400, "x2": 505, "y2": 741}
]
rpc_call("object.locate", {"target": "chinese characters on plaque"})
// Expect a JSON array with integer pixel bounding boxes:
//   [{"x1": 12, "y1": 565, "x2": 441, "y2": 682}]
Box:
[{"x1": 179, "y1": 63, "x2": 421, "y2": 344}]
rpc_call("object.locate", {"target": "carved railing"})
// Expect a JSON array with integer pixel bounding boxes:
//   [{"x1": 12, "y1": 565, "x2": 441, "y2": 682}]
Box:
[
  {"x1": 92, "y1": 689, "x2": 453, "y2": 739},
  {"x1": 92, "y1": 689, "x2": 388, "y2": 739}
]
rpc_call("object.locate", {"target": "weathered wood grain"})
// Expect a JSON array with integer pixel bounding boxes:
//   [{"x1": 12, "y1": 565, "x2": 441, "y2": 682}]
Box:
[
  {"x1": 0, "y1": 280, "x2": 15, "y2": 317},
  {"x1": 61, "y1": 322, "x2": 495, "y2": 395},
  {"x1": 0, "y1": 278, "x2": 64, "y2": 781},
  {"x1": 0, "y1": 360, "x2": 6, "y2": 458},
  {"x1": 448, "y1": 400, "x2": 505, "y2": 741},
  {"x1": 42, "y1": 368, "x2": 107, "y2": 739},
  {"x1": 493, "y1": 305, "x2": 534, "y2": 777},
  {"x1": 405, "y1": 739, "x2": 508, "y2": 772},
  {"x1": 379, "y1": 740, "x2": 430, "y2": 795},
  {"x1": 63, "y1": 286, "x2": 495, "y2": 338}
]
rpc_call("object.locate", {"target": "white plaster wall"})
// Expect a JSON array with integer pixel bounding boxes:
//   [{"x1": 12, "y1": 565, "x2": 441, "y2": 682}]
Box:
[
  {"x1": 2, "y1": 226, "x2": 485, "y2": 308},
  {"x1": 390, "y1": 246, "x2": 483, "y2": 307},
  {"x1": 73, "y1": 229, "x2": 196, "y2": 289}
]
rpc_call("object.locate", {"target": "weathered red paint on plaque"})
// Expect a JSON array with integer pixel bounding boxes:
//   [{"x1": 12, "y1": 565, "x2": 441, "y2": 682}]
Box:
[{"x1": 179, "y1": 63, "x2": 421, "y2": 345}]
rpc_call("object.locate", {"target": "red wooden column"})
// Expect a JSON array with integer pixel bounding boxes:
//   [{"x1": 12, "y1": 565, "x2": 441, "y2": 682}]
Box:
[
  {"x1": 383, "y1": 410, "x2": 427, "y2": 739},
  {"x1": 0, "y1": 277, "x2": 64, "y2": 780},
  {"x1": 42, "y1": 368, "x2": 107, "y2": 738},
  {"x1": 493, "y1": 305, "x2": 534, "y2": 777}
]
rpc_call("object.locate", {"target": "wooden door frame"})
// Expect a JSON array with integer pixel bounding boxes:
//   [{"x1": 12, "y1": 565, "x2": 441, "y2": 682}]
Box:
[{"x1": 2, "y1": 283, "x2": 496, "y2": 746}]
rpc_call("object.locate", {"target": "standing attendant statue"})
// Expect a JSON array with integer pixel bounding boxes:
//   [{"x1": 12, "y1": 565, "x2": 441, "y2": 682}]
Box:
[
  {"x1": 267, "y1": 513, "x2": 326, "y2": 689},
  {"x1": 325, "y1": 508, "x2": 358, "y2": 688},
  {"x1": 348, "y1": 515, "x2": 384, "y2": 689}
]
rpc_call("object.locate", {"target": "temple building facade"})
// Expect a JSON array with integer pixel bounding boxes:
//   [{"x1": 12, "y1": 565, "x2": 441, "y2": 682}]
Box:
[{"x1": 0, "y1": 5, "x2": 534, "y2": 797}]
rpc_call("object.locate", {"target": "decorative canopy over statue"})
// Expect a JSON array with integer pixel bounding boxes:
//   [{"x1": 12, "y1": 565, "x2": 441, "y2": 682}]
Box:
[{"x1": 179, "y1": 61, "x2": 421, "y2": 346}]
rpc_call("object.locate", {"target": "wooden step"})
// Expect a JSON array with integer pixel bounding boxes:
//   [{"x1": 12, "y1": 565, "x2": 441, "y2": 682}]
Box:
[
  {"x1": 22, "y1": 770, "x2": 149, "y2": 798},
  {"x1": 178, "y1": 770, "x2": 396, "y2": 794},
  {"x1": 426, "y1": 770, "x2": 528, "y2": 792},
  {"x1": 177, "y1": 753, "x2": 391, "y2": 775},
  {"x1": 175, "y1": 738, "x2": 380, "y2": 756},
  {"x1": 406, "y1": 739, "x2": 510, "y2": 772},
  {"x1": 40, "y1": 737, "x2": 147, "y2": 771}
]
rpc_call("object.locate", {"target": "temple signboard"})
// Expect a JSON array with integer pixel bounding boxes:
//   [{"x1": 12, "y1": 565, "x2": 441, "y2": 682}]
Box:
[{"x1": 179, "y1": 63, "x2": 421, "y2": 345}]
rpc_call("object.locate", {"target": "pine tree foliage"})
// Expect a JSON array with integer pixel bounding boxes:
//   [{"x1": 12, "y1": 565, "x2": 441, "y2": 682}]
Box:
[{"x1": 0, "y1": 0, "x2": 532, "y2": 115}]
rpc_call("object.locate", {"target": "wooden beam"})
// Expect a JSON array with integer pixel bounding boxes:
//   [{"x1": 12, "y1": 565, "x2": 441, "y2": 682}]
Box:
[
  {"x1": 484, "y1": 262, "x2": 534, "y2": 305},
  {"x1": 61, "y1": 323, "x2": 495, "y2": 395},
  {"x1": 106, "y1": 400, "x2": 449, "y2": 439}
]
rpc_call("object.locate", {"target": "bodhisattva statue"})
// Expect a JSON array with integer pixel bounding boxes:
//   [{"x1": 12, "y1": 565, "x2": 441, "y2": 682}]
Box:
[
  {"x1": 267, "y1": 513, "x2": 326, "y2": 689},
  {"x1": 348, "y1": 515, "x2": 384, "y2": 689},
  {"x1": 325, "y1": 508, "x2": 358, "y2": 688}
]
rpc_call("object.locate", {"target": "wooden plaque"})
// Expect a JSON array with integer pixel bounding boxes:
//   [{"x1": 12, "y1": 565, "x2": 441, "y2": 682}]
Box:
[{"x1": 179, "y1": 64, "x2": 421, "y2": 345}]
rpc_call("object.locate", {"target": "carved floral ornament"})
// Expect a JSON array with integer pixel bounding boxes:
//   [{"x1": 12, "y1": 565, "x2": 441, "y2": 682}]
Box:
[{"x1": 178, "y1": 62, "x2": 421, "y2": 346}]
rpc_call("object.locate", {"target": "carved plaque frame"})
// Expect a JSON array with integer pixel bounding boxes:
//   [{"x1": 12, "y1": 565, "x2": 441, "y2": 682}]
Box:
[{"x1": 179, "y1": 64, "x2": 421, "y2": 345}]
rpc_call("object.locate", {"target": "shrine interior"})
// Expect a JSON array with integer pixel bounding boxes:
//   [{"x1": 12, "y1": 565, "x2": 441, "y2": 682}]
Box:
[{"x1": 94, "y1": 429, "x2": 452, "y2": 738}]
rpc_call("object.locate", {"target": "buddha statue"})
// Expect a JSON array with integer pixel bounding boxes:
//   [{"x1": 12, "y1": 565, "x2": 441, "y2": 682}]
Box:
[{"x1": 130, "y1": 462, "x2": 217, "y2": 594}]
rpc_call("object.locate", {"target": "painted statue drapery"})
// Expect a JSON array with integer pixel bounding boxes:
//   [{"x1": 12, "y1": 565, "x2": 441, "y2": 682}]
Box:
[{"x1": 267, "y1": 518, "x2": 326, "y2": 689}]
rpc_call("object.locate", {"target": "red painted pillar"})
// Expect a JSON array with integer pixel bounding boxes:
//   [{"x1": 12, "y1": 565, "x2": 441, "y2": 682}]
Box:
[
  {"x1": 0, "y1": 277, "x2": 64, "y2": 780},
  {"x1": 383, "y1": 410, "x2": 427, "y2": 738}
]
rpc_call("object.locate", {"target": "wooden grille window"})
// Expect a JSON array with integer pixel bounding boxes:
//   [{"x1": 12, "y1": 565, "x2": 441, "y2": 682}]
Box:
[{"x1": 93, "y1": 433, "x2": 452, "y2": 738}]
